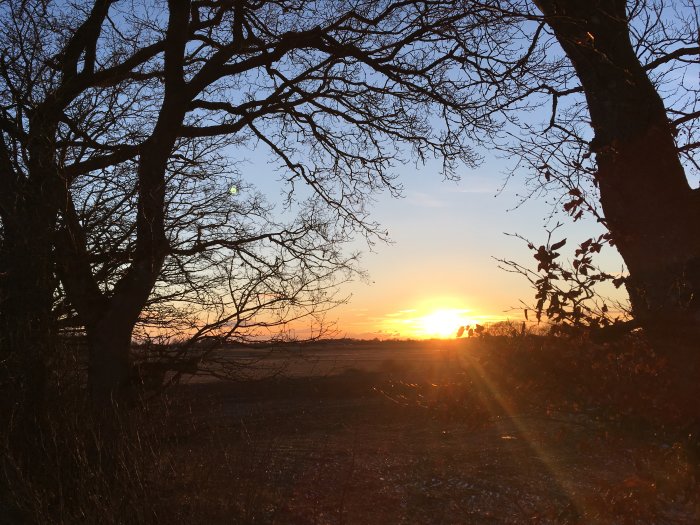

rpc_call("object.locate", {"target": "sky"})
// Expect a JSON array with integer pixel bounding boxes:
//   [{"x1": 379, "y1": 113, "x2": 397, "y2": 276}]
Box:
[
  {"x1": 215, "y1": 1, "x2": 700, "y2": 341},
  {"x1": 326, "y1": 156, "x2": 626, "y2": 339},
  {"x1": 228, "y1": 2, "x2": 698, "y2": 341},
  {"x1": 241, "y1": 145, "x2": 627, "y2": 340},
  {"x1": 152, "y1": 2, "x2": 689, "y2": 341},
  {"x1": 140, "y1": 1, "x2": 691, "y2": 341}
]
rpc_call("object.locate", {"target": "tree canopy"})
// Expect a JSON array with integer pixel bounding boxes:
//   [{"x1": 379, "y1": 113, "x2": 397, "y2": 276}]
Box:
[
  {"x1": 1, "y1": 0, "x2": 699, "y2": 401},
  {"x1": 0, "y1": 0, "x2": 494, "y2": 398}
]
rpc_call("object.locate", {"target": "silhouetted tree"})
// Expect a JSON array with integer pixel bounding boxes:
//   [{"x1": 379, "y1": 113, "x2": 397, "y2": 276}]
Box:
[
  {"x1": 483, "y1": 0, "x2": 700, "y2": 406},
  {"x1": 526, "y1": 0, "x2": 699, "y2": 363},
  {"x1": 460, "y1": 1, "x2": 699, "y2": 357},
  {"x1": 3, "y1": 0, "x2": 697, "y2": 405},
  {"x1": 58, "y1": 155, "x2": 356, "y2": 385},
  {"x1": 0, "y1": 0, "x2": 491, "y2": 401}
]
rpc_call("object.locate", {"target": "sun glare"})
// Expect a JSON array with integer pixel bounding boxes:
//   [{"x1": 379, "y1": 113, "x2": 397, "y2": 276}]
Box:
[{"x1": 417, "y1": 309, "x2": 474, "y2": 339}]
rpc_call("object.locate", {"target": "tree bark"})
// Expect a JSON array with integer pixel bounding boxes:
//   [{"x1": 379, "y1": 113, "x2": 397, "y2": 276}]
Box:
[
  {"x1": 85, "y1": 312, "x2": 136, "y2": 404},
  {"x1": 57, "y1": 139, "x2": 173, "y2": 402},
  {"x1": 535, "y1": 0, "x2": 700, "y2": 406},
  {"x1": 0, "y1": 207, "x2": 55, "y2": 402},
  {"x1": 0, "y1": 113, "x2": 62, "y2": 405}
]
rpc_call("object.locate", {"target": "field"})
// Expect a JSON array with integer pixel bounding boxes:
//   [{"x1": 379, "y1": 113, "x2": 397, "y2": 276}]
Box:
[{"x1": 143, "y1": 338, "x2": 700, "y2": 524}]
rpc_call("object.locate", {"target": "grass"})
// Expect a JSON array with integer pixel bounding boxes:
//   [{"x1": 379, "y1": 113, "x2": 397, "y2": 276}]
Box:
[
  {"x1": 0, "y1": 387, "x2": 180, "y2": 524},
  {"x1": 3, "y1": 333, "x2": 700, "y2": 523}
]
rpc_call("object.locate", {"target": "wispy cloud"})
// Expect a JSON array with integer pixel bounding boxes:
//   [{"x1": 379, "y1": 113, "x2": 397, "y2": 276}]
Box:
[{"x1": 405, "y1": 191, "x2": 449, "y2": 208}]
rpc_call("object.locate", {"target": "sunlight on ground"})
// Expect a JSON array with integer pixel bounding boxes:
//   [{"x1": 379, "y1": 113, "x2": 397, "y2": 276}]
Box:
[{"x1": 464, "y1": 352, "x2": 591, "y2": 520}]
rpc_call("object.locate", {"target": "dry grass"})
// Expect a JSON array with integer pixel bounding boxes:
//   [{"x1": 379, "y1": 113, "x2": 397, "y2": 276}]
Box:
[{"x1": 0, "y1": 384, "x2": 183, "y2": 523}]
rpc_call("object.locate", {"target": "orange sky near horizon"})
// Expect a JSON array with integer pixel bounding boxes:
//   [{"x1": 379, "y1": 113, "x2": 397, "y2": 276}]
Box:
[
  {"x1": 242, "y1": 136, "x2": 629, "y2": 342},
  {"x1": 335, "y1": 301, "x2": 507, "y2": 340},
  {"x1": 284, "y1": 164, "x2": 628, "y2": 341}
]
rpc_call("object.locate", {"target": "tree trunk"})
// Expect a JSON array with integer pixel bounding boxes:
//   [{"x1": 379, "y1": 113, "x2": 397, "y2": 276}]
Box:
[
  {"x1": 54, "y1": 2, "x2": 190, "y2": 403},
  {"x1": 56, "y1": 136, "x2": 177, "y2": 402},
  {"x1": 535, "y1": 0, "x2": 700, "y2": 410},
  {"x1": 0, "y1": 209, "x2": 56, "y2": 403},
  {"x1": 56, "y1": 215, "x2": 167, "y2": 403},
  {"x1": 0, "y1": 115, "x2": 62, "y2": 406},
  {"x1": 86, "y1": 315, "x2": 134, "y2": 404}
]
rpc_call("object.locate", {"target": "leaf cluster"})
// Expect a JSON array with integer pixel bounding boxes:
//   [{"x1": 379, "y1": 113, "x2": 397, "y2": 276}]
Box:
[{"x1": 498, "y1": 225, "x2": 629, "y2": 329}]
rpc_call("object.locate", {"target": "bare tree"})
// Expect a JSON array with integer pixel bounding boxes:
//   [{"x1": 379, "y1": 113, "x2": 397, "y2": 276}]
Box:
[
  {"x1": 0, "y1": 0, "x2": 494, "y2": 401},
  {"x1": 3, "y1": 0, "x2": 696, "y2": 404},
  {"x1": 57, "y1": 149, "x2": 356, "y2": 383}
]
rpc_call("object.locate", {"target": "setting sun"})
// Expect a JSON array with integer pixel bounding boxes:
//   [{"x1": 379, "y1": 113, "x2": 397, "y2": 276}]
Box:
[
  {"x1": 371, "y1": 301, "x2": 499, "y2": 340},
  {"x1": 416, "y1": 309, "x2": 475, "y2": 339}
]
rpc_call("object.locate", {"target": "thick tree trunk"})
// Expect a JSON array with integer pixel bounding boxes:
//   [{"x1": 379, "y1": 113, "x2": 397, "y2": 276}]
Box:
[
  {"x1": 57, "y1": 216, "x2": 167, "y2": 403},
  {"x1": 536, "y1": 0, "x2": 700, "y2": 410},
  {"x1": 86, "y1": 316, "x2": 134, "y2": 404},
  {"x1": 78, "y1": 136, "x2": 173, "y2": 401},
  {"x1": 0, "y1": 116, "x2": 62, "y2": 406},
  {"x1": 0, "y1": 210, "x2": 56, "y2": 403},
  {"x1": 53, "y1": 1, "x2": 189, "y2": 404},
  {"x1": 57, "y1": 134, "x2": 178, "y2": 403}
]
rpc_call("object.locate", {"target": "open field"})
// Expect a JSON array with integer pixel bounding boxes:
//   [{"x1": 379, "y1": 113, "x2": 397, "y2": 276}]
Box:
[{"x1": 146, "y1": 338, "x2": 700, "y2": 524}]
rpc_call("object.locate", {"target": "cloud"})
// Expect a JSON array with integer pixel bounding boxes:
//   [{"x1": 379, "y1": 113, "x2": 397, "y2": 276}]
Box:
[{"x1": 405, "y1": 191, "x2": 449, "y2": 208}]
